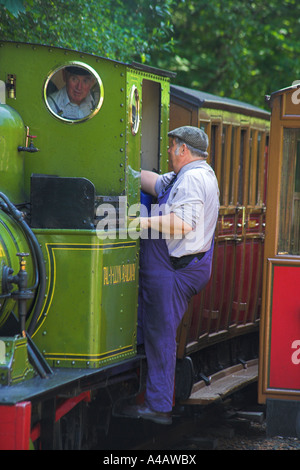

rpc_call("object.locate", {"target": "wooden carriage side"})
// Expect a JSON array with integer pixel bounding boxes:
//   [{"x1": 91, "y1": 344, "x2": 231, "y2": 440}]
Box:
[{"x1": 170, "y1": 85, "x2": 270, "y2": 360}]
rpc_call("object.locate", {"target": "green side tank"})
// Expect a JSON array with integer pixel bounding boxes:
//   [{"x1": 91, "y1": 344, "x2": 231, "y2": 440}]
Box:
[{"x1": 0, "y1": 105, "x2": 26, "y2": 204}]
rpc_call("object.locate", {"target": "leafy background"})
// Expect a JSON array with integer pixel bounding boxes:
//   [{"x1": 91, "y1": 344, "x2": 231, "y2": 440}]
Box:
[{"x1": 1, "y1": 0, "x2": 300, "y2": 109}]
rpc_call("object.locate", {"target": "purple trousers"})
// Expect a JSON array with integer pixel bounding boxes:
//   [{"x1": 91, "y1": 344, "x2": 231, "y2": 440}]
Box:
[{"x1": 138, "y1": 185, "x2": 214, "y2": 412}]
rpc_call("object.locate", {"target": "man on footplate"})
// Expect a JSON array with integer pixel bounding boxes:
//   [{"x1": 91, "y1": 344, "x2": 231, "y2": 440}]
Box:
[{"x1": 128, "y1": 126, "x2": 219, "y2": 425}]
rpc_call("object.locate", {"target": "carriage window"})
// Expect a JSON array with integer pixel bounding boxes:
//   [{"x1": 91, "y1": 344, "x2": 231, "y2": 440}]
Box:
[
  {"x1": 229, "y1": 127, "x2": 237, "y2": 205},
  {"x1": 209, "y1": 125, "x2": 217, "y2": 170},
  {"x1": 278, "y1": 128, "x2": 300, "y2": 255},
  {"x1": 237, "y1": 130, "x2": 246, "y2": 205},
  {"x1": 220, "y1": 125, "x2": 232, "y2": 205},
  {"x1": 44, "y1": 62, "x2": 104, "y2": 123},
  {"x1": 220, "y1": 126, "x2": 226, "y2": 204},
  {"x1": 255, "y1": 132, "x2": 262, "y2": 205},
  {"x1": 248, "y1": 130, "x2": 254, "y2": 205},
  {"x1": 248, "y1": 130, "x2": 261, "y2": 206}
]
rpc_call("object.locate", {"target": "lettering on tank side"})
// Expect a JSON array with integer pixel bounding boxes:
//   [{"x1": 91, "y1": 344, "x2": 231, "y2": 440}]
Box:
[{"x1": 103, "y1": 263, "x2": 136, "y2": 286}]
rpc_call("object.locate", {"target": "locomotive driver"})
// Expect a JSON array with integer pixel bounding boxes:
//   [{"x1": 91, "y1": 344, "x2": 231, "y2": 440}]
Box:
[
  {"x1": 48, "y1": 66, "x2": 96, "y2": 120},
  {"x1": 126, "y1": 126, "x2": 220, "y2": 425}
]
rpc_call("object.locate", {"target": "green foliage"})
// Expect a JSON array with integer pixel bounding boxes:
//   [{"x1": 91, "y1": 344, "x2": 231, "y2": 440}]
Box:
[
  {"x1": 151, "y1": 0, "x2": 300, "y2": 108},
  {"x1": 1, "y1": 0, "x2": 300, "y2": 108},
  {"x1": 0, "y1": 0, "x2": 175, "y2": 63},
  {"x1": 0, "y1": 0, "x2": 25, "y2": 17}
]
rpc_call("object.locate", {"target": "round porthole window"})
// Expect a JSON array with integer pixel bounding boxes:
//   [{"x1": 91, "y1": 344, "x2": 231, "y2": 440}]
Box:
[
  {"x1": 129, "y1": 85, "x2": 140, "y2": 135},
  {"x1": 44, "y1": 62, "x2": 104, "y2": 123}
]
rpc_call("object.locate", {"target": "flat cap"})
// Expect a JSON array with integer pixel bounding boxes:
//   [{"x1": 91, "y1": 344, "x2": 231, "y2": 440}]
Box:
[
  {"x1": 168, "y1": 126, "x2": 209, "y2": 156},
  {"x1": 65, "y1": 66, "x2": 92, "y2": 76}
]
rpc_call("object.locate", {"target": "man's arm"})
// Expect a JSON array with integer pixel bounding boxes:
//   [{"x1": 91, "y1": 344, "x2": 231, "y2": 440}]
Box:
[
  {"x1": 141, "y1": 170, "x2": 159, "y2": 196},
  {"x1": 140, "y1": 212, "x2": 193, "y2": 236}
]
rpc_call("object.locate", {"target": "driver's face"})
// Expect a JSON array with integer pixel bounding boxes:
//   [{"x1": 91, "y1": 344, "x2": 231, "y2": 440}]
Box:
[{"x1": 65, "y1": 72, "x2": 94, "y2": 105}]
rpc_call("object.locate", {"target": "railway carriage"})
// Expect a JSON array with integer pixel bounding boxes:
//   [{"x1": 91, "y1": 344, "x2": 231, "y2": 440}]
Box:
[
  {"x1": 0, "y1": 41, "x2": 271, "y2": 449},
  {"x1": 258, "y1": 84, "x2": 300, "y2": 437},
  {"x1": 170, "y1": 86, "x2": 270, "y2": 403}
]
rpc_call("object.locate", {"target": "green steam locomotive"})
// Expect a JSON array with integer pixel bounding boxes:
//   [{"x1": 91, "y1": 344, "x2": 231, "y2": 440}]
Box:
[{"x1": 0, "y1": 41, "x2": 173, "y2": 449}]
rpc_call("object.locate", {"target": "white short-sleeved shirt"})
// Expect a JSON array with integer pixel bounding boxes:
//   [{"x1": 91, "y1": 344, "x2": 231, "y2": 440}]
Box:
[
  {"x1": 48, "y1": 86, "x2": 95, "y2": 120},
  {"x1": 153, "y1": 160, "x2": 220, "y2": 257}
]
